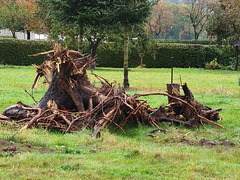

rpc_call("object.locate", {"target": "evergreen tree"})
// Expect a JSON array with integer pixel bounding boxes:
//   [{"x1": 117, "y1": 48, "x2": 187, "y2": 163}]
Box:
[{"x1": 47, "y1": 0, "x2": 152, "y2": 88}]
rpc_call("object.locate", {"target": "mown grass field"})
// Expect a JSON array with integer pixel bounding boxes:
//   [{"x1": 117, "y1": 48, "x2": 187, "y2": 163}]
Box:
[{"x1": 0, "y1": 65, "x2": 239, "y2": 179}]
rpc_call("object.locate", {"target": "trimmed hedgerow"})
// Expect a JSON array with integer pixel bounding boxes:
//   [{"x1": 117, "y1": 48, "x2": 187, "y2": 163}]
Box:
[
  {"x1": 0, "y1": 39, "x2": 52, "y2": 65},
  {"x1": 96, "y1": 41, "x2": 234, "y2": 68},
  {"x1": 156, "y1": 39, "x2": 217, "y2": 45},
  {"x1": 0, "y1": 39, "x2": 234, "y2": 68}
]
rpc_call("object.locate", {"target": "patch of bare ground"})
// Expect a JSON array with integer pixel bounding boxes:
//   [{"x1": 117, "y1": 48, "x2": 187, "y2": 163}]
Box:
[
  {"x1": 0, "y1": 140, "x2": 60, "y2": 156},
  {"x1": 190, "y1": 139, "x2": 236, "y2": 147}
]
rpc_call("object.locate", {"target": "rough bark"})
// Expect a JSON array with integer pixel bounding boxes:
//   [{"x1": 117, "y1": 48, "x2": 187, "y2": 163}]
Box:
[
  {"x1": 123, "y1": 32, "x2": 130, "y2": 89},
  {"x1": 36, "y1": 45, "x2": 102, "y2": 112}
]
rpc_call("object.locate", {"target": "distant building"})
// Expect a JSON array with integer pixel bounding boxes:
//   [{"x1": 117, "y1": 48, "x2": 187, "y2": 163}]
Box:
[{"x1": 0, "y1": 29, "x2": 47, "y2": 40}]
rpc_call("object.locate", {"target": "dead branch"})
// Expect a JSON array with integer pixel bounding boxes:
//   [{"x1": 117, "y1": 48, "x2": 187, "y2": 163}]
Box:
[{"x1": 24, "y1": 89, "x2": 38, "y2": 104}]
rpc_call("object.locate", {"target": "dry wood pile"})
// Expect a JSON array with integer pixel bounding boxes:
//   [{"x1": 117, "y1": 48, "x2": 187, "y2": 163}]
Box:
[{"x1": 1, "y1": 44, "x2": 224, "y2": 137}]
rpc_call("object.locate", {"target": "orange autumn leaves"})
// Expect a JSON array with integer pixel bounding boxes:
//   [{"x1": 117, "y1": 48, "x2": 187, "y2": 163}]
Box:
[{"x1": 147, "y1": 0, "x2": 173, "y2": 36}]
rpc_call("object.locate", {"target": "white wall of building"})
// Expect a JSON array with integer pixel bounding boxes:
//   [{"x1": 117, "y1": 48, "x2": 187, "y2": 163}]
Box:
[{"x1": 0, "y1": 29, "x2": 47, "y2": 40}]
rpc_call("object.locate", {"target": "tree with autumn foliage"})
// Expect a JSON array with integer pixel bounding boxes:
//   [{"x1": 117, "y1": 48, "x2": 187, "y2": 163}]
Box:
[
  {"x1": 207, "y1": 0, "x2": 240, "y2": 70},
  {"x1": 220, "y1": 0, "x2": 240, "y2": 39},
  {"x1": 0, "y1": 0, "x2": 40, "y2": 39},
  {"x1": 21, "y1": 0, "x2": 41, "y2": 39},
  {"x1": 0, "y1": 0, "x2": 27, "y2": 38},
  {"x1": 207, "y1": 0, "x2": 240, "y2": 43},
  {"x1": 147, "y1": 0, "x2": 174, "y2": 38},
  {"x1": 181, "y1": 0, "x2": 214, "y2": 40},
  {"x1": 174, "y1": 3, "x2": 193, "y2": 40}
]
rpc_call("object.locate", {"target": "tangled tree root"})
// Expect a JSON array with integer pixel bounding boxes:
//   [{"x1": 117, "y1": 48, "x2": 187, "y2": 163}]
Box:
[{"x1": 1, "y1": 44, "x2": 224, "y2": 137}]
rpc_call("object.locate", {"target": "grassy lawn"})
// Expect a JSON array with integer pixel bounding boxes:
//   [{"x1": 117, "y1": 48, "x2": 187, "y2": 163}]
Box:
[{"x1": 0, "y1": 65, "x2": 239, "y2": 179}]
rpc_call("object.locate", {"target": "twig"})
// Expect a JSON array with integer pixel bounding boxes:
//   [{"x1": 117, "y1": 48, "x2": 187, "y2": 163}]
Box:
[
  {"x1": 17, "y1": 118, "x2": 32, "y2": 123},
  {"x1": 179, "y1": 75, "x2": 183, "y2": 86},
  {"x1": 24, "y1": 89, "x2": 38, "y2": 104},
  {"x1": 20, "y1": 108, "x2": 42, "y2": 130},
  {"x1": 59, "y1": 114, "x2": 71, "y2": 125},
  {"x1": 89, "y1": 68, "x2": 112, "y2": 87}
]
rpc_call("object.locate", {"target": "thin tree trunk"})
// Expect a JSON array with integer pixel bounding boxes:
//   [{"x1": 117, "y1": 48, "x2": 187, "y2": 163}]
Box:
[
  {"x1": 27, "y1": 31, "x2": 30, "y2": 40},
  {"x1": 194, "y1": 27, "x2": 199, "y2": 41},
  {"x1": 90, "y1": 38, "x2": 101, "y2": 69},
  {"x1": 11, "y1": 31, "x2": 16, "y2": 38},
  {"x1": 78, "y1": 27, "x2": 84, "y2": 52},
  {"x1": 123, "y1": 32, "x2": 130, "y2": 89},
  {"x1": 234, "y1": 46, "x2": 239, "y2": 71},
  {"x1": 91, "y1": 39, "x2": 101, "y2": 59}
]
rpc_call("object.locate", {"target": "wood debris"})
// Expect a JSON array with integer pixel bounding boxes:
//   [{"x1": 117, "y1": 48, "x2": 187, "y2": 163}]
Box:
[{"x1": 1, "y1": 44, "x2": 224, "y2": 137}]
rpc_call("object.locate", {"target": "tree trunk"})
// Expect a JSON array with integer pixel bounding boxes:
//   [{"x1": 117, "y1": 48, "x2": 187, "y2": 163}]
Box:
[
  {"x1": 123, "y1": 32, "x2": 130, "y2": 89},
  {"x1": 91, "y1": 38, "x2": 101, "y2": 59},
  {"x1": 194, "y1": 27, "x2": 199, "y2": 41},
  {"x1": 78, "y1": 27, "x2": 84, "y2": 52},
  {"x1": 234, "y1": 46, "x2": 239, "y2": 71},
  {"x1": 11, "y1": 31, "x2": 16, "y2": 38},
  {"x1": 27, "y1": 31, "x2": 30, "y2": 40},
  {"x1": 90, "y1": 38, "x2": 101, "y2": 68},
  {"x1": 36, "y1": 45, "x2": 102, "y2": 111},
  {"x1": 36, "y1": 73, "x2": 77, "y2": 110}
]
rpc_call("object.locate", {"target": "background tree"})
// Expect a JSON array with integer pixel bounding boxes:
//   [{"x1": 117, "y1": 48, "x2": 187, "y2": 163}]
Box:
[
  {"x1": 206, "y1": 1, "x2": 231, "y2": 45},
  {"x1": 174, "y1": 3, "x2": 194, "y2": 40},
  {"x1": 47, "y1": 0, "x2": 152, "y2": 89},
  {"x1": 147, "y1": 0, "x2": 174, "y2": 38},
  {"x1": 221, "y1": 0, "x2": 240, "y2": 39},
  {"x1": 206, "y1": 0, "x2": 239, "y2": 70},
  {"x1": 110, "y1": 0, "x2": 152, "y2": 89},
  {"x1": 220, "y1": 0, "x2": 239, "y2": 70},
  {"x1": 46, "y1": 0, "x2": 114, "y2": 58},
  {"x1": 182, "y1": 0, "x2": 214, "y2": 40},
  {"x1": 0, "y1": 0, "x2": 28, "y2": 38},
  {"x1": 146, "y1": 1, "x2": 197, "y2": 40},
  {"x1": 19, "y1": 0, "x2": 39, "y2": 39}
]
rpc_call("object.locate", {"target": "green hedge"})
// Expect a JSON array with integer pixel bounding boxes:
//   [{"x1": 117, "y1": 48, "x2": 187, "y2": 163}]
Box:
[
  {"x1": 157, "y1": 39, "x2": 217, "y2": 45},
  {"x1": 0, "y1": 39, "x2": 52, "y2": 65},
  {"x1": 97, "y1": 41, "x2": 235, "y2": 68},
  {"x1": 0, "y1": 35, "x2": 14, "y2": 39},
  {"x1": 0, "y1": 39, "x2": 235, "y2": 68}
]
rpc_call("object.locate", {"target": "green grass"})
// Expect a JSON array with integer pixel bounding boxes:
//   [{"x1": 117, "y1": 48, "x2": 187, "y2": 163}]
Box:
[{"x1": 0, "y1": 65, "x2": 240, "y2": 179}]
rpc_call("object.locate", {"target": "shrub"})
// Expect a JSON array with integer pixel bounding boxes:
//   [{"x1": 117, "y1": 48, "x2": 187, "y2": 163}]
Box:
[
  {"x1": 0, "y1": 39, "x2": 52, "y2": 65},
  {"x1": 205, "y1": 58, "x2": 221, "y2": 70},
  {"x1": 97, "y1": 40, "x2": 234, "y2": 68},
  {"x1": 0, "y1": 35, "x2": 13, "y2": 39},
  {"x1": 0, "y1": 39, "x2": 235, "y2": 68},
  {"x1": 157, "y1": 39, "x2": 217, "y2": 45}
]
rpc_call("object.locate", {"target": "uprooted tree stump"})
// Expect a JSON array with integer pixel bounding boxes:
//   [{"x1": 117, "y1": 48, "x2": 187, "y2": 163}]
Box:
[{"x1": 1, "y1": 44, "x2": 224, "y2": 137}]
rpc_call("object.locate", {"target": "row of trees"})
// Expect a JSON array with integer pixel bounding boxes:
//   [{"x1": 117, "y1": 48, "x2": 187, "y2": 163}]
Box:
[
  {"x1": 1, "y1": 0, "x2": 239, "y2": 44},
  {"x1": 1, "y1": 1, "x2": 239, "y2": 42},
  {"x1": 148, "y1": 0, "x2": 240, "y2": 42}
]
